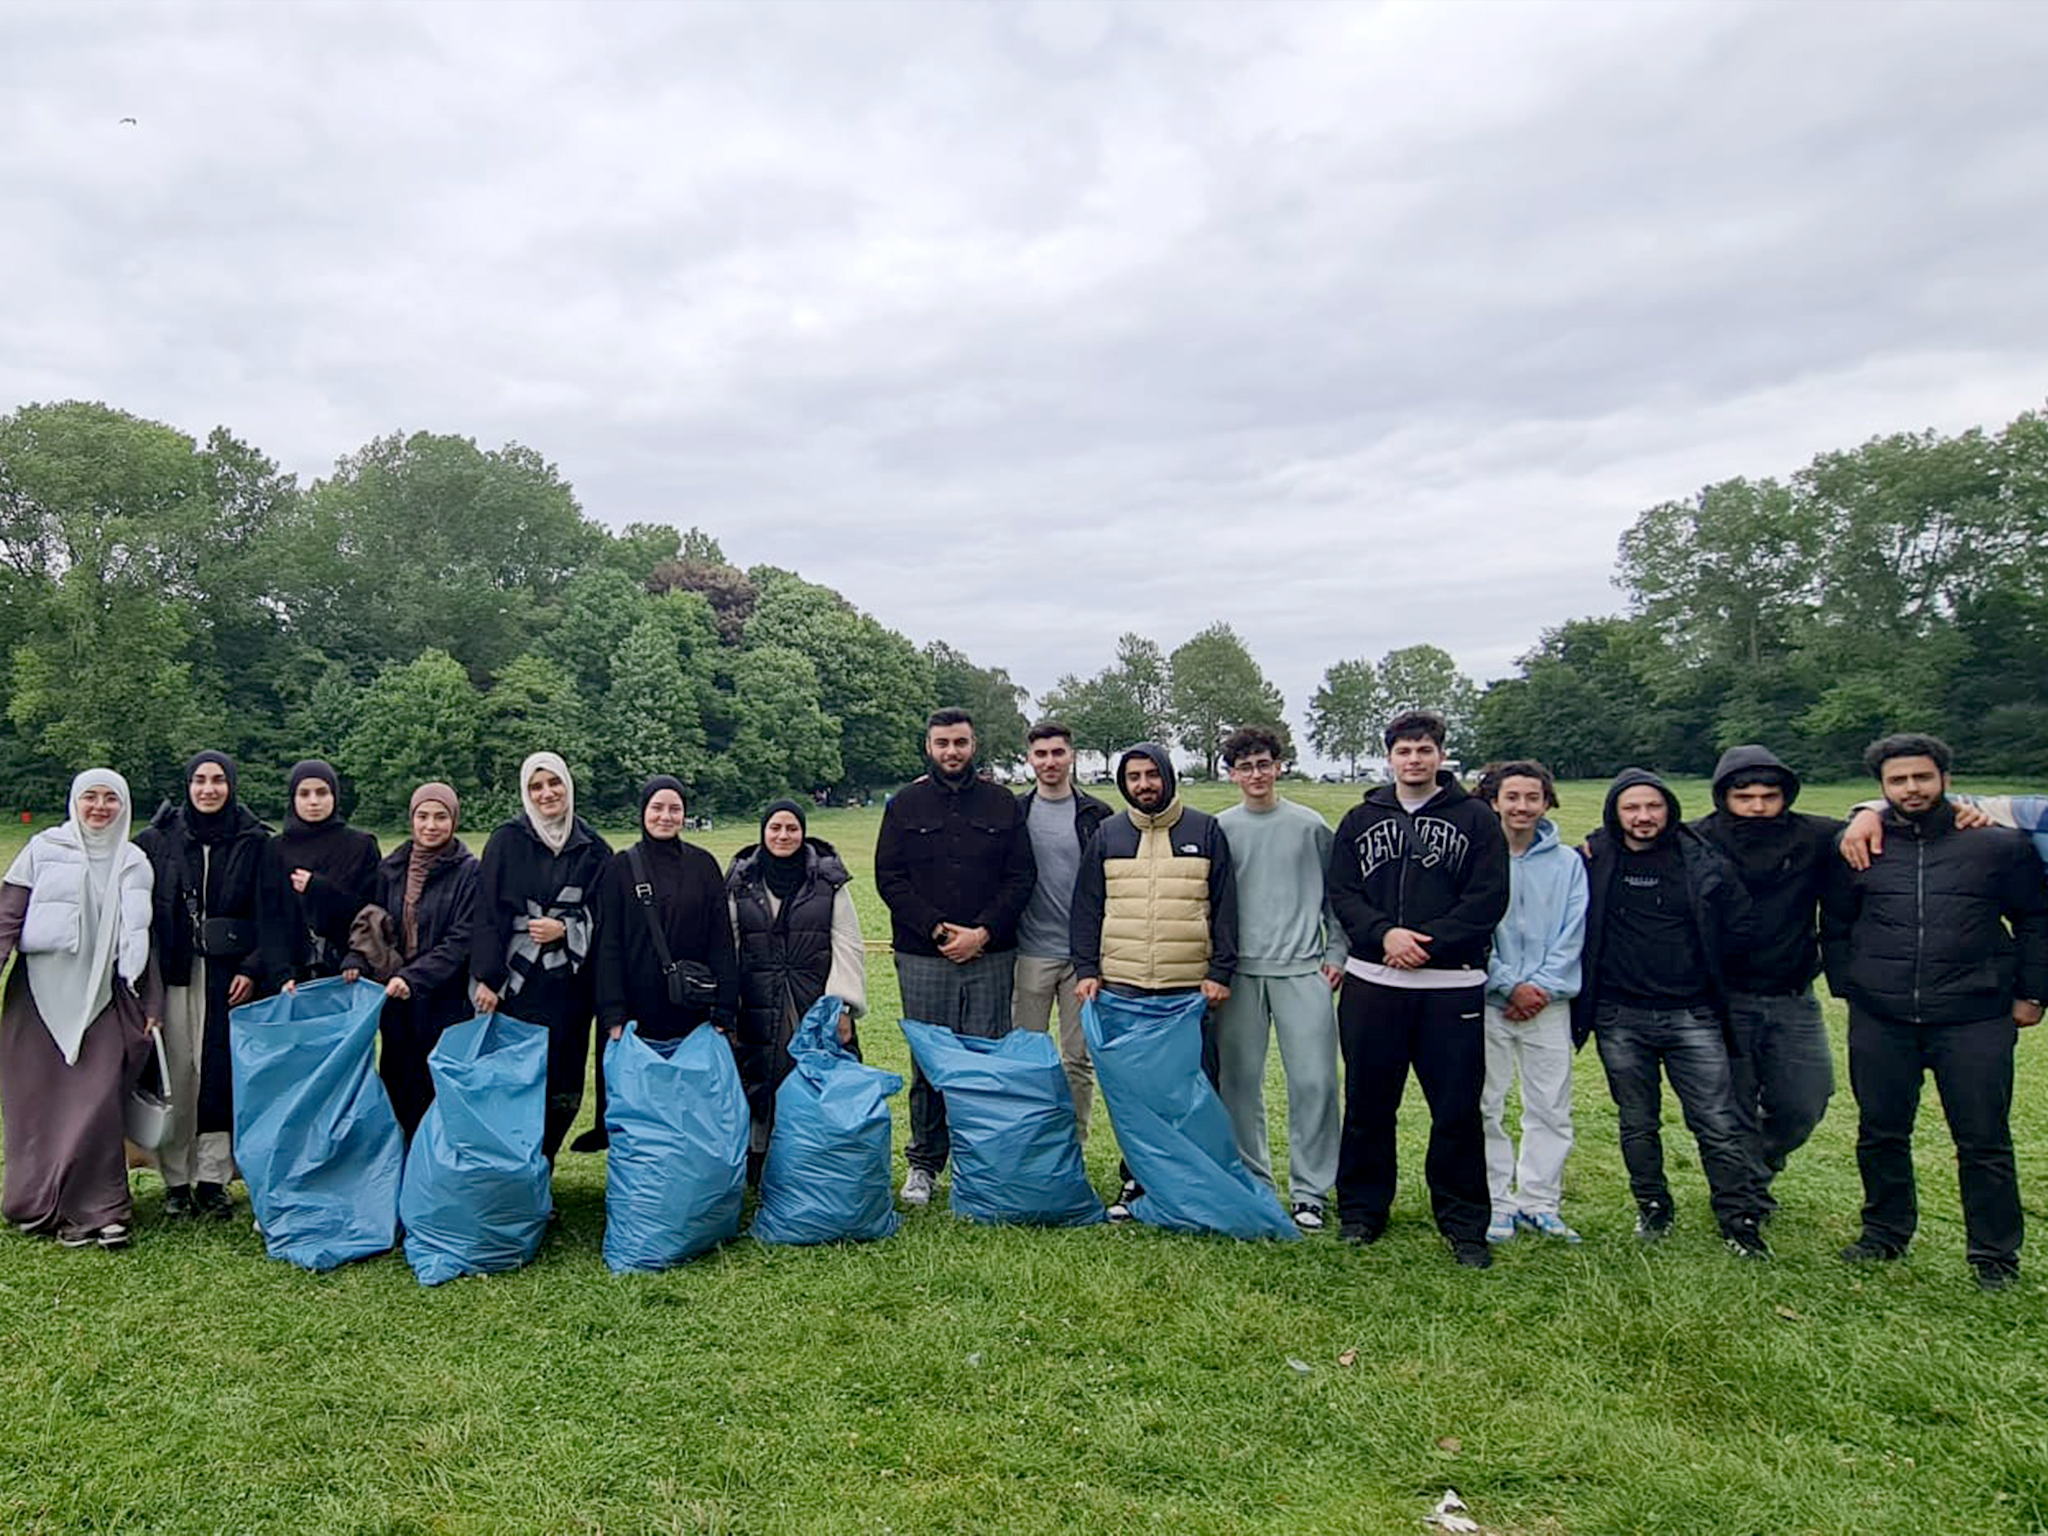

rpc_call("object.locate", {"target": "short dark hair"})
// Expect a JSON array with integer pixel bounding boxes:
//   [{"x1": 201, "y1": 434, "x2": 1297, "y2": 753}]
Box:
[
  {"x1": 1026, "y1": 719, "x2": 1072, "y2": 746},
  {"x1": 1383, "y1": 710, "x2": 1446, "y2": 749},
  {"x1": 1864, "y1": 732, "x2": 1952, "y2": 778},
  {"x1": 927, "y1": 708, "x2": 974, "y2": 732},
  {"x1": 1221, "y1": 726, "x2": 1284, "y2": 767},
  {"x1": 1481, "y1": 759, "x2": 1558, "y2": 809}
]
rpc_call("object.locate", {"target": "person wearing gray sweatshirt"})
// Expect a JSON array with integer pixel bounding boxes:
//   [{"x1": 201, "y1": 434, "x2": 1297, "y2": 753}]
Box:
[{"x1": 1213, "y1": 727, "x2": 1347, "y2": 1229}]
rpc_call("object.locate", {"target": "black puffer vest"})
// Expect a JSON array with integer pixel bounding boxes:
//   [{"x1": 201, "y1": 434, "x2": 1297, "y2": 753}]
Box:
[{"x1": 727, "y1": 837, "x2": 850, "y2": 1038}]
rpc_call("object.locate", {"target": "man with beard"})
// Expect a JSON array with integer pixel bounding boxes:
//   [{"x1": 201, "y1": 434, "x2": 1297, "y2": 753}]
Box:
[
  {"x1": 874, "y1": 709, "x2": 1037, "y2": 1207},
  {"x1": 1689, "y1": 746, "x2": 1841, "y2": 1209},
  {"x1": 1070, "y1": 742, "x2": 1238, "y2": 1219},
  {"x1": 1574, "y1": 769, "x2": 1772, "y2": 1258},
  {"x1": 1821, "y1": 733, "x2": 2048, "y2": 1291}
]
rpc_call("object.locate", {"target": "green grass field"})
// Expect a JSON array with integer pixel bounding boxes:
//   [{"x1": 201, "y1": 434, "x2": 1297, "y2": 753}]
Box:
[{"x1": 1, "y1": 780, "x2": 2043, "y2": 1534}]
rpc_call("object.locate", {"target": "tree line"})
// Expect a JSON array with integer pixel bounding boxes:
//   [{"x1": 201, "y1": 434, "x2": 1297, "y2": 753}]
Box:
[{"x1": 4, "y1": 397, "x2": 2040, "y2": 821}]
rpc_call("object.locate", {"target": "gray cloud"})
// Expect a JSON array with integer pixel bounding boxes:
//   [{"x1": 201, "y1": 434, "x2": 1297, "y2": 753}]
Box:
[{"x1": 3, "y1": 0, "x2": 2045, "y2": 756}]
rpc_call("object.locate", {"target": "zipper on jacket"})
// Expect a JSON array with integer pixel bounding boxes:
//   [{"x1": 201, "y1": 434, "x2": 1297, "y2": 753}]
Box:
[{"x1": 1911, "y1": 835, "x2": 1924, "y2": 1025}]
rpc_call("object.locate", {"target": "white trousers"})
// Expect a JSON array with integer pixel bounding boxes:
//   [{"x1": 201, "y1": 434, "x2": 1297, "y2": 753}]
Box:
[
  {"x1": 156, "y1": 961, "x2": 237, "y2": 1188},
  {"x1": 1480, "y1": 998, "x2": 1574, "y2": 1219}
]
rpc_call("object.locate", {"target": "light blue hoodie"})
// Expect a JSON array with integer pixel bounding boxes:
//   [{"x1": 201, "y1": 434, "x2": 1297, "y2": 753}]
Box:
[{"x1": 1485, "y1": 817, "x2": 1588, "y2": 1007}]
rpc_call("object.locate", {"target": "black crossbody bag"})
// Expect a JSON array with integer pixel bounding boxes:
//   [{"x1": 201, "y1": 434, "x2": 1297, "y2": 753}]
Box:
[{"x1": 625, "y1": 846, "x2": 719, "y2": 1011}]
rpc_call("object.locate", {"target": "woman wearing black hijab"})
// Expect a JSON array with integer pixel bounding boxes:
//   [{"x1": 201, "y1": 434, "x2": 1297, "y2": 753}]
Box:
[
  {"x1": 135, "y1": 750, "x2": 292, "y2": 1220},
  {"x1": 726, "y1": 799, "x2": 867, "y2": 1154},
  {"x1": 593, "y1": 777, "x2": 739, "y2": 1049},
  {"x1": 274, "y1": 760, "x2": 380, "y2": 982},
  {"x1": 473, "y1": 752, "x2": 611, "y2": 1161}
]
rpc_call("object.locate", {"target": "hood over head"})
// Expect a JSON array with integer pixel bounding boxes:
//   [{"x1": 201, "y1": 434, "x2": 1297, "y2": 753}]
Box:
[
  {"x1": 1711, "y1": 745, "x2": 1802, "y2": 811},
  {"x1": 1603, "y1": 767, "x2": 1681, "y2": 844},
  {"x1": 1116, "y1": 742, "x2": 1178, "y2": 810}
]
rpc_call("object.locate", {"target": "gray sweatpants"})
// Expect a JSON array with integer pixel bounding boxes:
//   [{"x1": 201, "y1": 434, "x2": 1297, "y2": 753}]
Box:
[
  {"x1": 1011, "y1": 952, "x2": 1095, "y2": 1143},
  {"x1": 1211, "y1": 970, "x2": 1340, "y2": 1208}
]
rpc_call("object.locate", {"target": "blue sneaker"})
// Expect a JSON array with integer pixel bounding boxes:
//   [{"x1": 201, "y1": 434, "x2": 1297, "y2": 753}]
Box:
[
  {"x1": 1514, "y1": 1210, "x2": 1581, "y2": 1244},
  {"x1": 1485, "y1": 1213, "x2": 1518, "y2": 1245}
]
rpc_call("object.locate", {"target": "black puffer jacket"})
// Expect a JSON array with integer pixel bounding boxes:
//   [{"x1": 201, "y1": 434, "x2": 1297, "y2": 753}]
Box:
[
  {"x1": 727, "y1": 837, "x2": 851, "y2": 1038},
  {"x1": 1690, "y1": 745, "x2": 1840, "y2": 995},
  {"x1": 1573, "y1": 769, "x2": 1753, "y2": 1046},
  {"x1": 1821, "y1": 800, "x2": 2048, "y2": 1025},
  {"x1": 1327, "y1": 771, "x2": 1509, "y2": 974}
]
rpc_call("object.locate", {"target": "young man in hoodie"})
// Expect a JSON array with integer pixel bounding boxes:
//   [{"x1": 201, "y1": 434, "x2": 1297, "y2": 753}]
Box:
[
  {"x1": 1689, "y1": 746, "x2": 1841, "y2": 1208},
  {"x1": 874, "y1": 708, "x2": 1037, "y2": 1206},
  {"x1": 1821, "y1": 734, "x2": 2048, "y2": 1292},
  {"x1": 1012, "y1": 720, "x2": 1115, "y2": 1144},
  {"x1": 1213, "y1": 726, "x2": 1346, "y2": 1231},
  {"x1": 1326, "y1": 711, "x2": 1509, "y2": 1268},
  {"x1": 1574, "y1": 769, "x2": 1771, "y2": 1257},
  {"x1": 1070, "y1": 742, "x2": 1237, "y2": 1219},
  {"x1": 1475, "y1": 761, "x2": 1587, "y2": 1245}
]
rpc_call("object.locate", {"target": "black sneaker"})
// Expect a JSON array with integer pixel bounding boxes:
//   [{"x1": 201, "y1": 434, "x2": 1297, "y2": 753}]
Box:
[
  {"x1": 1338, "y1": 1215, "x2": 1386, "y2": 1246},
  {"x1": 1291, "y1": 1203, "x2": 1325, "y2": 1232},
  {"x1": 56, "y1": 1224, "x2": 97, "y2": 1249},
  {"x1": 163, "y1": 1185, "x2": 196, "y2": 1220},
  {"x1": 1635, "y1": 1200, "x2": 1674, "y2": 1243},
  {"x1": 1839, "y1": 1237, "x2": 1905, "y2": 1264},
  {"x1": 96, "y1": 1223, "x2": 133, "y2": 1251},
  {"x1": 1449, "y1": 1238, "x2": 1493, "y2": 1270},
  {"x1": 1723, "y1": 1218, "x2": 1772, "y2": 1260},
  {"x1": 194, "y1": 1182, "x2": 235, "y2": 1221},
  {"x1": 1975, "y1": 1259, "x2": 2021, "y2": 1293},
  {"x1": 1106, "y1": 1181, "x2": 1141, "y2": 1222}
]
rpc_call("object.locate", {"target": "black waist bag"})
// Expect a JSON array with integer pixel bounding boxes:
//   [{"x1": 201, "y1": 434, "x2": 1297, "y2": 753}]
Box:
[{"x1": 627, "y1": 846, "x2": 719, "y2": 1010}]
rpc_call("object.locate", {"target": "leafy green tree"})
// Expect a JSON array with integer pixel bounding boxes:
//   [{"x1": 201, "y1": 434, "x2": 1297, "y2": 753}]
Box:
[
  {"x1": 700, "y1": 646, "x2": 843, "y2": 810},
  {"x1": 1308, "y1": 658, "x2": 1380, "y2": 775},
  {"x1": 603, "y1": 615, "x2": 708, "y2": 794},
  {"x1": 1374, "y1": 644, "x2": 1481, "y2": 758},
  {"x1": 648, "y1": 557, "x2": 758, "y2": 643},
  {"x1": 1167, "y1": 623, "x2": 1286, "y2": 779},
  {"x1": 477, "y1": 652, "x2": 594, "y2": 819},
  {"x1": 598, "y1": 521, "x2": 682, "y2": 583},
  {"x1": 338, "y1": 649, "x2": 483, "y2": 823},
  {"x1": 541, "y1": 567, "x2": 649, "y2": 698},
  {"x1": 285, "y1": 431, "x2": 598, "y2": 683}
]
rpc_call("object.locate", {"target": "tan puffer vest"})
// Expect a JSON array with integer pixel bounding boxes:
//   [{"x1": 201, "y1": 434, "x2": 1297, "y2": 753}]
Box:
[{"x1": 1099, "y1": 800, "x2": 1213, "y2": 989}]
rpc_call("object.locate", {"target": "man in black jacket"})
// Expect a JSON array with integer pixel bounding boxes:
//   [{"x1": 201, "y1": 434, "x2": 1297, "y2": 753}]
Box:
[
  {"x1": 1326, "y1": 711, "x2": 1508, "y2": 1268},
  {"x1": 1011, "y1": 720, "x2": 1115, "y2": 1143},
  {"x1": 874, "y1": 708, "x2": 1037, "y2": 1206},
  {"x1": 1690, "y1": 745, "x2": 1840, "y2": 1205},
  {"x1": 1576, "y1": 769, "x2": 1771, "y2": 1257},
  {"x1": 1821, "y1": 733, "x2": 2048, "y2": 1291}
]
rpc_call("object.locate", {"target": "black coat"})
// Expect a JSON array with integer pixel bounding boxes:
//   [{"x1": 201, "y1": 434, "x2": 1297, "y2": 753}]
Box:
[
  {"x1": 594, "y1": 839, "x2": 740, "y2": 1040},
  {"x1": 135, "y1": 801, "x2": 293, "y2": 1133},
  {"x1": 1690, "y1": 744, "x2": 1839, "y2": 995},
  {"x1": 1572, "y1": 770, "x2": 1753, "y2": 1047},
  {"x1": 347, "y1": 842, "x2": 481, "y2": 1035},
  {"x1": 273, "y1": 823, "x2": 380, "y2": 980},
  {"x1": 1821, "y1": 800, "x2": 2048, "y2": 1025},
  {"x1": 1327, "y1": 772, "x2": 1509, "y2": 975},
  {"x1": 874, "y1": 773, "x2": 1036, "y2": 956},
  {"x1": 472, "y1": 815, "x2": 611, "y2": 1027}
]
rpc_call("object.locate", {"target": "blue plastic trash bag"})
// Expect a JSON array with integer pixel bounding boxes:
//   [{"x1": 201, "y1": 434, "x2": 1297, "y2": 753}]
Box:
[
  {"x1": 753, "y1": 998, "x2": 903, "y2": 1246},
  {"x1": 899, "y1": 1019, "x2": 1104, "y2": 1227},
  {"x1": 602, "y1": 1023, "x2": 748, "y2": 1272},
  {"x1": 1082, "y1": 992, "x2": 1298, "y2": 1241},
  {"x1": 399, "y1": 1012, "x2": 552, "y2": 1286},
  {"x1": 231, "y1": 977, "x2": 403, "y2": 1271}
]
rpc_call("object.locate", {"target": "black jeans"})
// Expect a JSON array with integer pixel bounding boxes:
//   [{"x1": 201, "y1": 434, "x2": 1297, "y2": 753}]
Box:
[
  {"x1": 1593, "y1": 1001, "x2": 1767, "y2": 1232},
  {"x1": 1849, "y1": 1007, "x2": 2021, "y2": 1265},
  {"x1": 1724, "y1": 987, "x2": 1836, "y2": 1196},
  {"x1": 1335, "y1": 978, "x2": 1488, "y2": 1244}
]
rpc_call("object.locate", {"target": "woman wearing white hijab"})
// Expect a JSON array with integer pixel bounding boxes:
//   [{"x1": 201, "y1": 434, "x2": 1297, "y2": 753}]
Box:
[
  {"x1": 0, "y1": 769, "x2": 159, "y2": 1249},
  {"x1": 472, "y1": 752, "x2": 611, "y2": 1162}
]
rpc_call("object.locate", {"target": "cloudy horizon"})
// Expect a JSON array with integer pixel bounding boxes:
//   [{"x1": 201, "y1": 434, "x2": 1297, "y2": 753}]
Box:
[{"x1": 5, "y1": 0, "x2": 2045, "y2": 746}]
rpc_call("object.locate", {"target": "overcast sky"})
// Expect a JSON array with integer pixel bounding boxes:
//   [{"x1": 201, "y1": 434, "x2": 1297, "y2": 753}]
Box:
[{"x1": 5, "y1": 0, "x2": 2046, "y2": 750}]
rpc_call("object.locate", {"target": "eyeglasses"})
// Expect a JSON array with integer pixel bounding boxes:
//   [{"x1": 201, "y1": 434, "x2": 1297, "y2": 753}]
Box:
[{"x1": 1232, "y1": 760, "x2": 1278, "y2": 775}]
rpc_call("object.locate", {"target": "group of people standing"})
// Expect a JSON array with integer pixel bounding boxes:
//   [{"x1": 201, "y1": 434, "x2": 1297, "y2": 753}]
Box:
[
  {"x1": 0, "y1": 752, "x2": 866, "y2": 1250},
  {"x1": 2, "y1": 710, "x2": 2042, "y2": 1292}
]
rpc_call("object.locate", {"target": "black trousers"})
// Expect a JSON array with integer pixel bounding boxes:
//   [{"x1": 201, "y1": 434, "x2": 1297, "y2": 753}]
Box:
[
  {"x1": 1335, "y1": 978, "x2": 1488, "y2": 1243},
  {"x1": 1849, "y1": 1007, "x2": 2021, "y2": 1265}
]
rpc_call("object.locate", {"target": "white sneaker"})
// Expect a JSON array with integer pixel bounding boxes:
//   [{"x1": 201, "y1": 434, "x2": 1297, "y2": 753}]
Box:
[
  {"x1": 1107, "y1": 1180, "x2": 1141, "y2": 1222},
  {"x1": 1514, "y1": 1209, "x2": 1581, "y2": 1244},
  {"x1": 1485, "y1": 1213, "x2": 1518, "y2": 1245},
  {"x1": 1291, "y1": 1203, "x2": 1325, "y2": 1231},
  {"x1": 900, "y1": 1168, "x2": 935, "y2": 1206}
]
